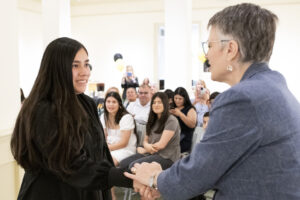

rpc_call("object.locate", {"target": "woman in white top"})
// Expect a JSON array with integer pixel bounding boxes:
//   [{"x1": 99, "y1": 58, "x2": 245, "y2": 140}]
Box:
[{"x1": 100, "y1": 91, "x2": 137, "y2": 166}]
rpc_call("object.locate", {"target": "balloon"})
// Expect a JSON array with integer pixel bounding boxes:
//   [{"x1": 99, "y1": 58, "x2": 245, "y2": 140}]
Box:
[
  {"x1": 116, "y1": 59, "x2": 125, "y2": 72},
  {"x1": 198, "y1": 53, "x2": 206, "y2": 63}
]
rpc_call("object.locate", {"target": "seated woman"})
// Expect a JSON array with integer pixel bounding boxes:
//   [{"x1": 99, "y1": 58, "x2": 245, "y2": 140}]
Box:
[
  {"x1": 100, "y1": 91, "x2": 137, "y2": 166},
  {"x1": 120, "y1": 92, "x2": 180, "y2": 170},
  {"x1": 171, "y1": 87, "x2": 197, "y2": 153}
]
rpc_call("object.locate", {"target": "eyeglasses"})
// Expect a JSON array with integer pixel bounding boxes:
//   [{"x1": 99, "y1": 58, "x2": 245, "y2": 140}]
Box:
[
  {"x1": 138, "y1": 92, "x2": 149, "y2": 95},
  {"x1": 201, "y1": 40, "x2": 231, "y2": 55}
]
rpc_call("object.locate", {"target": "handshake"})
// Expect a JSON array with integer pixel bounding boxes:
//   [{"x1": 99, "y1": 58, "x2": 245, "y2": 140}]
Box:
[{"x1": 124, "y1": 162, "x2": 163, "y2": 200}]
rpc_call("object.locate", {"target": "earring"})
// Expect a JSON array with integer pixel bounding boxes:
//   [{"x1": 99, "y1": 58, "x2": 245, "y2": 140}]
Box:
[{"x1": 227, "y1": 65, "x2": 233, "y2": 71}]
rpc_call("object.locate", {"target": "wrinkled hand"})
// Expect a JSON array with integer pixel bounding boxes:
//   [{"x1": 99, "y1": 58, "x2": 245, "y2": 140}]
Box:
[
  {"x1": 124, "y1": 162, "x2": 162, "y2": 187},
  {"x1": 133, "y1": 181, "x2": 161, "y2": 200}
]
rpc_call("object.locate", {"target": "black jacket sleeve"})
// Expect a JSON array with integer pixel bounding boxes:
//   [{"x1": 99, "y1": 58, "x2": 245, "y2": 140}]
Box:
[{"x1": 33, "y1": 101, "x2": 132, "y2": 190}]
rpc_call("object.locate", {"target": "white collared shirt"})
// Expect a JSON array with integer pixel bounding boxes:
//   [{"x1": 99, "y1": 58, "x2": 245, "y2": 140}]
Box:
[{"x1": 126, "y1": 99, "x2": 150, "y2": 124}]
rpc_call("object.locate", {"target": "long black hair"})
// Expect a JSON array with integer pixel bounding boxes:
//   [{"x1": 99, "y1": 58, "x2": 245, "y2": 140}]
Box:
[
  {"x1": 103, "y1": 91, "x2": 138, "y2": 144},
  {"x1": 174, "y1": 87, "x2": 195, "y2": 109},
  {"x1": 11, "y1": 37, "x2": 89, "y2": 178},
  {"x1": 146, "y1": 92, "x2": 170, "y2": 136},
  {"x1": 104, "y1": 91, "x2": 130, "y2": 125}
]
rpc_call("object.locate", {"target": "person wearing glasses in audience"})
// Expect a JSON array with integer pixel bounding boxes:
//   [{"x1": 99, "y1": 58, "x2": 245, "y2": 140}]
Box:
[
  {"x1": 125, "y1": 3, "x2": 300, "y2": 200},
  {"x1": 127, "y1": 84, "x2": 151, "y2": 124}
]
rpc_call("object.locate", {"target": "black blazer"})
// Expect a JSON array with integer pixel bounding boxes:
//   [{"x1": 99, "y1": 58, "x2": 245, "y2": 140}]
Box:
[{"x1": 17, "y1": 94, "x2": 132, "y2": 200}]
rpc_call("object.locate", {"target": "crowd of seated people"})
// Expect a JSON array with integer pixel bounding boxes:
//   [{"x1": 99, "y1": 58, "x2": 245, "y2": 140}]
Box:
[
  {"x1": 119, "y1": 92, "x2": 181, "y2": 171},
  {"x1": 96, "y1": 80, "x2": 219, "y2": 153},
  {"x1": 94, "y1": 79, "x2": 219, "y2": 199}
]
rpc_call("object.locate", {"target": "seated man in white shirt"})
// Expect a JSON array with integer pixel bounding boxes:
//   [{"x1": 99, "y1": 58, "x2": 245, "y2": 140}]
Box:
[
  {"x1": 123, "y1": 87, "x2": 138, "y2": 108},
  {"x1": 127, "y1": 84, "x2": 151, "y2": 124}
]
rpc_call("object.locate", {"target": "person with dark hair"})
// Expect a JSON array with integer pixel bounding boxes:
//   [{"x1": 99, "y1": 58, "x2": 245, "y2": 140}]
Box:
[
  {"x1": 101, "y1": 91, "x2": 137, "y2": 166},
  {"x1": 164, "y1": 89, "x2": 175, "y2": 108},
  {"x1": 202, "y1": 112, "x2": 209, "y2": 130},
  {"x1": 125, "y1": 3, "x2": 300, "y2": 200},
  {"x1": 120, "y1": 92, "x2": 180, "y2": 171},
  {"x1": 10, "y1": 37, "x2": 133, "y2": 200},
  {"x1": 171, "y1": 87, "x2": 197, "y2": 153},
  {"x1": 207, "y1": 91, "x2": 220, "y2": 109},
  {"x1": 101, "y1": 91, "x2": 137, "y2": 200}
]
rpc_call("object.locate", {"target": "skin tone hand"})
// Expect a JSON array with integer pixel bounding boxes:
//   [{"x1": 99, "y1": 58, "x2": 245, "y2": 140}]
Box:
[
  {"x1": 144, "y1": 143, "x2": 158, "y2": 154},
  {"x1": 169, "y1": 108, "x2": 182, "y2": 117},
  {"x1": 137, "y1": 147, "x2": 147, "y2": 154},
  {"x1": 138, "y1": 184, "x2": 161, "y2": 200},
  {"x1": 133, "y1": 179, "x2": 147, "y2": 193},
  {"x1": 151, "y1": 143, "x2": 161, "y2": 151},
  {"x1": 124, "y1": 162, "x2": 163, "y2": 188}
]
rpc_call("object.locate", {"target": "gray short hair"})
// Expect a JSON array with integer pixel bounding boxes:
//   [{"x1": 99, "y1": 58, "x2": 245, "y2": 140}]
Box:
[{"x1": 208, "y1": 3, "x2": 278, "y2": 63}]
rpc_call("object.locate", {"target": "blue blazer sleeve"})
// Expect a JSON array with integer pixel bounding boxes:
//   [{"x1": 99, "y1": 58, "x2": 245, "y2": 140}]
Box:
[{"x1": 157, "y1": 90, "x2": 262, "y2": 200}]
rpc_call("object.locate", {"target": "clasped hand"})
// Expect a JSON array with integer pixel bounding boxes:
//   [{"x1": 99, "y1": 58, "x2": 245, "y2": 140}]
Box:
[{"x1": 124, "y1": 162, "x2": 163, "y2": 200}]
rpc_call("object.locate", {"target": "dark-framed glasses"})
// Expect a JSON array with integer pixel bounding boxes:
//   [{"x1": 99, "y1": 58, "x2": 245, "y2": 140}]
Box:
[{"x1": 201, "y1": 40, "x2": 231, "y2": 55}]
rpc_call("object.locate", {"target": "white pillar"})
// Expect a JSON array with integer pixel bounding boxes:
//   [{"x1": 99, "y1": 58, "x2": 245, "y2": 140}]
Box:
[
  {"x1": 0, "y1": 1, "x2": 22, "y2": 200},
  {"x1": 164, "y1": 0, "x2": 192, "y2": 91},
  {"x1": 42, "y1": 0, "x2": 71, "y2": 47},
  {"x1": 0, "y1": 0, "x2": 20, "y2": 135}
]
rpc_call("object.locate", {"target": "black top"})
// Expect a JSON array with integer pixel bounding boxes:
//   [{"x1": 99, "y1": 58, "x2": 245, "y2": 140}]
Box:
[
  {"x1": 176, "y1": 105, "x2": 195, "y2": 153},
  {"x1": 17, "y1": 94, "x2": 132, "y2": 200}
]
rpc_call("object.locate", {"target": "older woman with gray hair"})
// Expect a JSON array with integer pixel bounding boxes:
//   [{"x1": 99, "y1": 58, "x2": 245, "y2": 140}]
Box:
[{"x1": 124, "y1": 3, "x2": 300, "y2": 200}]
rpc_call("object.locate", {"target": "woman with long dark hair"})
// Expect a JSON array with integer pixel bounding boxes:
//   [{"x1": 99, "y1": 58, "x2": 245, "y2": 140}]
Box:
[
  {"x1": 101, "y1": 91, "x2": 137, "y2": 166},
  {"x1": 171, "y1": 87, "x2": 197, "y2": 153},
  {"x1": 120, "y1": 92, "x2": 180, "y2": 170},
  {"x1": 11, "y1": 37, "x2": 132, "y2": 200},
  {"x1": 101, "y1": 91, "x2": 137, "y2": 200}
]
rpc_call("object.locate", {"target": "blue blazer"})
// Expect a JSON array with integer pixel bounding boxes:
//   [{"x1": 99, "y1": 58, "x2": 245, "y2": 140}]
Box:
[{"x1": 158, "y1": 63, "x2": 300, "y2": 200}]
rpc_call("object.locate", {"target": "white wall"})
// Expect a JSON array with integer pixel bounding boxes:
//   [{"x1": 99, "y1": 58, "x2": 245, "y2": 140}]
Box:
[
  {"x1": 17, "y1": 0, "x2": 300, "y2": 101},
  {"x1": 71, "y1": 11, "x2": 163, "y2": 91},
  {"x1": 267, "y1": 4, "x2": 300, "y2": 100},
  {"x1": 0, "y1": 0, "x2": 20, "y2": 133},
  {"x1": 18, "y1": 9, "x2": 43, "y2": 96}
]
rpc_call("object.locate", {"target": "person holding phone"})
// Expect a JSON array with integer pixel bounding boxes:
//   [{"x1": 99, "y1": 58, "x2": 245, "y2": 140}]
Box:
[
  {"x1": 191, "y1": 79, "x2": 209, "y2": 127},
  {"x1": 121, "y1": 65, "x2": 139, "y2": 101},
  {"x1": 170, "y1": 87, "x2": 197, "y2": 153}
]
